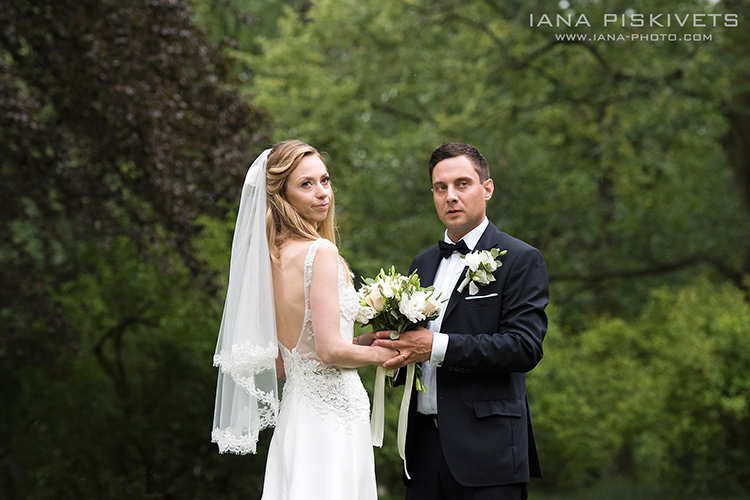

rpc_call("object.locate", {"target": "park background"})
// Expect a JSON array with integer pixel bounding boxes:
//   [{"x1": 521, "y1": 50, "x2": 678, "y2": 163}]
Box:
[{"x1": 2, "y1": 0, "x2": 749, "y2": 498}]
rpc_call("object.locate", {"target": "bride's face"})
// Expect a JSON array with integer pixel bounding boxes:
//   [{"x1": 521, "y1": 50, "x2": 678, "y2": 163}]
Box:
[{"x1": 285, "y1": 154, "x2": 332, "y2": 224}]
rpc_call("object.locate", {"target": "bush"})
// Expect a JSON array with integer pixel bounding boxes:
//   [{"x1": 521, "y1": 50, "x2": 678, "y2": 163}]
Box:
[{"x1": 529, "y1": 278, "x2": 750, "y2": 494}]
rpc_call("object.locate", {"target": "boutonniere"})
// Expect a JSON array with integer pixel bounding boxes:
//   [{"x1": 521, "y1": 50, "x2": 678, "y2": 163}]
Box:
[{"x1": 457, "y1": 248, "x2": 508, "y2": 295}]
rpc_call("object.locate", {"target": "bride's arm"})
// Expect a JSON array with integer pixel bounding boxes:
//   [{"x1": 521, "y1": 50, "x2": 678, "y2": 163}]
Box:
[{"x1": 310, "y1": 240, "x2": 395, "y2": 368}]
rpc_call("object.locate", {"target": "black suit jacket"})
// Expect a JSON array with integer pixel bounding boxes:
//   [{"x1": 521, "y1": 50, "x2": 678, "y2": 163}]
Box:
[{"x1": 406, "y1": 221, "x2": 548, "y2": 487}]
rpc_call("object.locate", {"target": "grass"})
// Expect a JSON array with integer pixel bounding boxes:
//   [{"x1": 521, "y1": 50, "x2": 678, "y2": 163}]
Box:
[
  {"x1": 530, "y1": 477, "x2": 749, "y2": 500},
  {"x1": 377, "y1": 477, "x2": 749, "y2": 500}
]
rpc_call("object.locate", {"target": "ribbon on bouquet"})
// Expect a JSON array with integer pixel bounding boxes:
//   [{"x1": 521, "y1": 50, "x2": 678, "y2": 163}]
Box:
[
  {"x1": 370, "y1": 363, "x2": 415, "y2": 480},
  {"x1": 371, "y1": 365, "x2": 387, "y2": 447}
]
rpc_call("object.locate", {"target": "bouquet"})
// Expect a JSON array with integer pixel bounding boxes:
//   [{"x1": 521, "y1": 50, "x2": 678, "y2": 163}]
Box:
[
  {"x1": 356, "y1": 267, "x2": 441, "y2": 392},
  {"x1": 356, "y1": 266, "x2": 442, "y2": 343},
  {"x1": 356, "y1": 267, "x2": 441, "y2": 477},
  {"x1": 356, "y1": 267, "x2": 443, "y2": 461}
]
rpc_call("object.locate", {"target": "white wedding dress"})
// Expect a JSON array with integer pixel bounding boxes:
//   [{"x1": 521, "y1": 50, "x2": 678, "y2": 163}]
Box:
[{"x1": 261, "y1": 239, "x2": 378, "y2": 500}]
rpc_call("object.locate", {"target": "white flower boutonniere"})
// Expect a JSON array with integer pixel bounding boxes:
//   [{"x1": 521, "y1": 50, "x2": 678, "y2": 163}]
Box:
[{"x1": 457, "y1": 248, "x2": 508, "y2": 295}]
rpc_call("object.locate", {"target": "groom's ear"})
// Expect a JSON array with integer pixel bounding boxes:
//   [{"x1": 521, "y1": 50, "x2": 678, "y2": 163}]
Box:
[{"x1": 483, "y1": 179, "x2": 494, "y2": 201}]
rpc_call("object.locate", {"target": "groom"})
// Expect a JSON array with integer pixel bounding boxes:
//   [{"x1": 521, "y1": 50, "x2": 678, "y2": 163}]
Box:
[{"x1": 375, "y1": 142, "x2": 549, "y2": 500}]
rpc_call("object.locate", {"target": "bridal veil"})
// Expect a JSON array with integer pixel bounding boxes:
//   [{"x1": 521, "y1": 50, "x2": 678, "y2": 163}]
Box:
[{"x1": 212, "y1": 149, "x2": 279, "y2": 454}]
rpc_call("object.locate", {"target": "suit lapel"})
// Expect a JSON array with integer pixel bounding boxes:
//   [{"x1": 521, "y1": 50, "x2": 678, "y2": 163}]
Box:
[
  {"x1": 473, "y1": 221, "x2": 501, "y2": 253},
  {"x1": 415, "y1": 246, "x2": 441, "y2": 287}
]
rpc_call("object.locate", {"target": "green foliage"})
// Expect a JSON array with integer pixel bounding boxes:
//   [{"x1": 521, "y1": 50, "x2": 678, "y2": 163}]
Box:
[
  {"x1": 191, "y1": 0, "x2": 312, "y2": 58},
  {"x1": 0, "y1": 0, "x2": 268, "y2": 371},
  {"x1": 237, "y1": 5, "x2": 750, "y2": 487},
  {"x1": 532, "y1": 476, "x2": 750, "y2": 500},
  {"x1": 245, "y1": 0, "x2": 750, "y2": 320},
  {"x1": 4, "y1": 0, "x2": 750, "y2": 498},
  {"x1": 529, "y1": 279, "x2": 750, "y2": 493},
  {"x1": 637, "y1": 280, "x2": 750, "y2": 491},
  {"x1": 3, "y1": 236, "x2": 268, "y2": 498},
  {"x1": 206, "y1": 0, "x2": 750, "y2": 495},
  {"x1": 1, "y1": 0, "x2": 270, "y2": 497},
  {"x1": 529, "y1": 313, "x2": 647, "y2": 489}
]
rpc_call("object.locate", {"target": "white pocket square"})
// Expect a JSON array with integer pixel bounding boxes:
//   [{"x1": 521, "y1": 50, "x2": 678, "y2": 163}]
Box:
[{"x1": 464, "y1": 292, "x2": 498, "y2": 300}]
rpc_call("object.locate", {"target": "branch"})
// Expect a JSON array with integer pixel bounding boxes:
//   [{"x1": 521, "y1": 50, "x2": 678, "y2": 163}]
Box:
[
  {"x1": 93, "y1": 301, "x2": 156, "y2": 404},
  {"x1": 550, "y1": 256, "x2": 703, "y2": 283},
  {"x1": 550, "y1": 255, "x2": 745, "y2": 289}
]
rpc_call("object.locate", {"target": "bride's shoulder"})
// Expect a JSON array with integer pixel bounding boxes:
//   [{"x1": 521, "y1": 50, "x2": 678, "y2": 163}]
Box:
[
  {"x1": 308, "y1": 239, "x2": 352, "y2": 285},
  {"x1": 314, "y1": 238, "x2": 337, "y2": 254},
  {"x1": 279, "y1": 238, "x2": 337, "y2": 266},
  {"x1": 310, "y1": 238, "x2": 339, "y2": 266},
  {"x1": 299, "y1": 239, "x2": 338, "y2": 281}
]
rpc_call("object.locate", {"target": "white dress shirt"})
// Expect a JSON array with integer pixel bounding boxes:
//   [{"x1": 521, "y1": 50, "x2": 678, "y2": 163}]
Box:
[{"x1": 417, "y1": 217, "x2": 489, "y2": 414}]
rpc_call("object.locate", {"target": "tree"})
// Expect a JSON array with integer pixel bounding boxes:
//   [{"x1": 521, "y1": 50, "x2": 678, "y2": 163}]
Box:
[
  {"x1": 236, "y1": 0, "x2": 750, "y2": 493},
  {"x1": 1, "y1": 0, "x2": 270, "y2": 497},
  {"x1": 0, "y1": 0, "x2": 266, "y2": 372},
  {"x1": 529, "y1": 278, "x2": 750, "y2": 492},
  {"x1": 246, "y1": 0, "x2": 750, "y2": 322}
]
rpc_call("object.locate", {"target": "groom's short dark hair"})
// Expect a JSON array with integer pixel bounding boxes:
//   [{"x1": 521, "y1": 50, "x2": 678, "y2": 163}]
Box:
[{"x1": 428, "y1": 142, "x2": 490, "y2": 182}]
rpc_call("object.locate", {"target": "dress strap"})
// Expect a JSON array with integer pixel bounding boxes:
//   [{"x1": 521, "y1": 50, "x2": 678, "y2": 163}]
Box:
[
  {"x1": 301, "y1": 239, "x2": 325, "y2": 336},
  {"x1": 303, "y1": 239, "x2": 325, "y2": 292}
]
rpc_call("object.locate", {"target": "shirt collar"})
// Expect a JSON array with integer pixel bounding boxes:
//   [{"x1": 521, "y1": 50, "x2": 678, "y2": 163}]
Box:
[{"x1": 442, "y1": 217, "x2": 489, "y2": 252}]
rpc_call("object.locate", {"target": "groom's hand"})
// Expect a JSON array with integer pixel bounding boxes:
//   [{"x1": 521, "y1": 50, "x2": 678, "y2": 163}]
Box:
[{"x1": 373, "y1": 327, "x2": 433, "y2": 370}]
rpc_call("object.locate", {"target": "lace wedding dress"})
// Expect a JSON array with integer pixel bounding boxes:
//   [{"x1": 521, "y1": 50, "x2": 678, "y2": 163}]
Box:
[{"x1": 261, "y1": 239, "x2": 378, "y2": 500}]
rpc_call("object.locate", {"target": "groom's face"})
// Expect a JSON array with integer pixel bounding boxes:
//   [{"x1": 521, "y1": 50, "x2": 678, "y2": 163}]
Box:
[{"x1": 431, "y1": 155, "x2": 494, "y2": 242}]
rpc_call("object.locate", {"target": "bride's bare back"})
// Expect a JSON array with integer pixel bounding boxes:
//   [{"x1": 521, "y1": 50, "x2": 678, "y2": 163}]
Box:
[
  {"x1": 271, "y1": 238, "x2": 397, "y2": 369},
  {"x1": 271, "y1": 239, "x2": 312, "y2": 352}
]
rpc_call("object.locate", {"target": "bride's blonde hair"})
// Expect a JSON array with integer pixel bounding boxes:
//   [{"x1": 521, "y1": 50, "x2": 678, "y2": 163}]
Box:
[{"x1": 265, "y1": 140, "x2": 350, "y2": 277}]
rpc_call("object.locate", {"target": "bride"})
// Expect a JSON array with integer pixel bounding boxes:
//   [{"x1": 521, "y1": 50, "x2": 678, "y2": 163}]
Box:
[{"x1": 212, "y1": 140, "x2": 396, "y2": 499}]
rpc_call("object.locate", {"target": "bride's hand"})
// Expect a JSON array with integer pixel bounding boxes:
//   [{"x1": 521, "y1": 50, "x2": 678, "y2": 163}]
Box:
[{"x1": 370, "y1": 346, "x2": 400, "y2": 365}]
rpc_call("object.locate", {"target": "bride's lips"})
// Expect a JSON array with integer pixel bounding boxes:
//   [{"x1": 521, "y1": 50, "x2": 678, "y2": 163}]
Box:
[{"x1": 314, "y1": 203, "x2": 330, "y2": 210}]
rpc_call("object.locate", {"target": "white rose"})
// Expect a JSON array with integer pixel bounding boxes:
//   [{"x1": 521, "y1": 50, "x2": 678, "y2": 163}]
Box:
[
  {"x1": 356, "y1": 305, "x2": 377, "y2": 324},
  {"x1": 399, "y1": 290, "x2": 430, "y2": 323},
  {"x1": 365, "y1": 288, "x2": 385, "y2": 311},
  {"x1": 423, "y1": 296, "x2": 440, "y2": 317},
  {"x1": 463, "y1": 252, "x2": 483, "y2": 270}
]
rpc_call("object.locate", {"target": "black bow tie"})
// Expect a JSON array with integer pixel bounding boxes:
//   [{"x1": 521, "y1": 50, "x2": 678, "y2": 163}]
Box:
[{"x1": 438, "y1": 239, "x2": 470, "y2": 259}]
